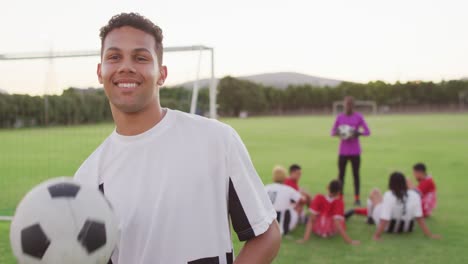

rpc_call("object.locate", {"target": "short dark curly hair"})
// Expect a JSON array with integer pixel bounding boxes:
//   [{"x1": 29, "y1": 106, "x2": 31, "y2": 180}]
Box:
[
  {"x1": 329, "y1": 179, "x2": 342, "y2": 195},
  {"x1": 289, "y1": 164, "x2": 301, "y2": 173},
  {"x1": 99, "y1": 12, "x2": 164, "y2": 65},
  {"x1": 413, "y1": 163, "x2": 427, "y2": 173}
]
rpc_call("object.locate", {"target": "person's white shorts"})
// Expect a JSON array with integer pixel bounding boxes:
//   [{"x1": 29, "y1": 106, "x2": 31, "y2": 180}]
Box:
[
  {"x1": 279, "y1": 208, "x2": 299, "y2": 235},
  {"x1": 289, "y1": 209, "x2": 299, "y2": 231}
]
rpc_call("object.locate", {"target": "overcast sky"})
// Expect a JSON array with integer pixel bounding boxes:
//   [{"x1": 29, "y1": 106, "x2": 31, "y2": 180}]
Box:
[{"x1": 1, "y1": 0, "x2": 467, "y2": 95}]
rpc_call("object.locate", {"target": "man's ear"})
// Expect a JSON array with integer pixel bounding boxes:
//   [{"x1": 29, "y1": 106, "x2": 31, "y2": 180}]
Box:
[
  {"x1": 97, "y1": 63, "x2": 103, "y2": 84},
  {"x1": 157, "y1": 65, "x2": 168, "y2": 86}
]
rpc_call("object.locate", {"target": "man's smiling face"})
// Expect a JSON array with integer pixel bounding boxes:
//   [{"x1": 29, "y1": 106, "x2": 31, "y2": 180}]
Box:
[{"x1": 98, "y1": 26, "x2": 165, "y2": 113}]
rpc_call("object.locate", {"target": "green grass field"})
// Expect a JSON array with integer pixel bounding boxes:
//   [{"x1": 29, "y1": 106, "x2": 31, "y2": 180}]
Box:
[{"x1": 1, "y1": 114, "x2": 468, "y2": 263}]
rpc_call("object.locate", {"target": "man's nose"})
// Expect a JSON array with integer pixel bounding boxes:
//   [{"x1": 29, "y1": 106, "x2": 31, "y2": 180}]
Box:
[{"x1": 117, "y1": 57, "x2": 136, "y2": 73}]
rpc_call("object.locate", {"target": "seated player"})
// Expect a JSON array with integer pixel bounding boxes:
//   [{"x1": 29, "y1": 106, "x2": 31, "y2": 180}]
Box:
[
  {"x1": 265, "y1": 166, "x2": 304, "y2": 235},
  {"x1": 407, "y1": 163, "x2": 437, "y2": 217},
  {"x1": 283, "y1": 164, "x2": 312, "y2": 221},
  {"x1": 353, "y1": 172, "x2": 440, "y2": 240},
  {"x1": 297, "y1": 180, "x2": 360, "y2": 245},
  {"x1": 284, "y1": 164, "x2": 302, "y2": 191}
]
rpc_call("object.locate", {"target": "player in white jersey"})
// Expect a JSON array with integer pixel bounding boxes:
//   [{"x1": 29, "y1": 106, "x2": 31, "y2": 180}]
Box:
[
  {"x1": 365, "y1": 172, "x2": 440, "y2": 241},
  {"x1": 74, "y1": 13, "x2": 280, "y2": 264},
  {"x1": 264, "y1": 166, "x2": 303, "y2": 235}
]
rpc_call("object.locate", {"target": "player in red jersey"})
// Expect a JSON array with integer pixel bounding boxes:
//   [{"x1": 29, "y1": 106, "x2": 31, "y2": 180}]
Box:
[
  {"x1": 297, "y1": 180, "x2": 360, "y2": 245},
  {"x1": 407, "y1": 163, "x2": 437, "y2": 217},
  {"x1": 283, "y1": 164, "x2": 312, "y2": 222},
  {"x1": 284, "y1": 164, "x2": 302, "y2": 191}
]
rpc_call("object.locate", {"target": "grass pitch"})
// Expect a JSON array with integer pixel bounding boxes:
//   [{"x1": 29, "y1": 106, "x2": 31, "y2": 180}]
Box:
[{"x1": 1, "y1": 114, "x2": 467, "y2": 263}]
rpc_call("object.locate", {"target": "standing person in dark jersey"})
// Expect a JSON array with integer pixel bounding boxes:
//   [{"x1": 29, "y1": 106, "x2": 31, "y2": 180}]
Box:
[{"x1": 331, "y1": 96, "x2": 371, "y2": 206}]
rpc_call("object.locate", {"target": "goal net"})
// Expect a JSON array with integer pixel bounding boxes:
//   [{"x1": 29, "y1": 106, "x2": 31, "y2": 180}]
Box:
[
  {"x1": 0, "y1": 46, "x2": 216, "y2": 220},
  {"x1": 332, "y1": 100, "x2": 377, "y2": 115}
]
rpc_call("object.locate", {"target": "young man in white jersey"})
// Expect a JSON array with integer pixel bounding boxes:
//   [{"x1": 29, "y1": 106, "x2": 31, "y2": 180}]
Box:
[
  {"x1": 74, "y1": 13, "x2": 280, "y2": 264},
  {"x1": 264, "y1": 166, "x2": 303, "y2": 235},
  {"x1": 348, "y1": 172, "x2": 440, "y2": 241}
]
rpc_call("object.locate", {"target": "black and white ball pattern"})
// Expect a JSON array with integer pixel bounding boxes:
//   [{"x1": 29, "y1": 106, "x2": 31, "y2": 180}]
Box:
[
  {"x1": 338, "y1": 125, "x2": 354, "y2": 140},
  {"x1": 10, "y1": 178, "x2": 118, "y2": 264}
]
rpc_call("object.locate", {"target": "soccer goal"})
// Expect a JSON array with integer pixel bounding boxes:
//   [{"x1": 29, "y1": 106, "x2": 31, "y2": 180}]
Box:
[
  {"x1": 0, "y1": 46, "x2": 217, "y2": 221},
  {"x1": 459, "y1": 91, "x2": 467, "y2": 111},
  {"x1": 332, "y1": 100, "x2": 377, "y2": 115},
  {"x1": 0, "y1": 45, "x2": 217, "y2": 119}
]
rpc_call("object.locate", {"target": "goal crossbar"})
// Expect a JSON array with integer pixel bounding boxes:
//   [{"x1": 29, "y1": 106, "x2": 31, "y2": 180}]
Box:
[
  {"x1": 0, "y1": 216, "x2": 13, "y2": 222},
  {"x1": 0, "y1": 46, "x2": 217, "y2": 221},
  {"x1": 333, "y1": 100, "x2": 377, "y2": 115},
  {"x1": 0, "y1": 45, "x2": 212, "y2": 60},
  {"x1": 0, "y1": 45, "x2": 217, "y2": 119}
]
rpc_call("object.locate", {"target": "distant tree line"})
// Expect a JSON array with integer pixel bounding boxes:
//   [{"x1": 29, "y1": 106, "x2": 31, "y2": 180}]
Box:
[
  {"x1": 0, "y1": 77, "x2": 467, "y2": 128},
  {"x1": 0, "y1": 88, "x2": 111, "y2": 128},
  {"x1": 217, "y1": 77, "x2": 468, "y2": 116},
  {"x1": 0, "y1": 87, "x2": 208, "y2": 128}
]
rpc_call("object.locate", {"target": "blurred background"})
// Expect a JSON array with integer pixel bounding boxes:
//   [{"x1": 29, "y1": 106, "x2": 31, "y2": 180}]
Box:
[{"x1": 1, "y1": 0, "x2": 467, "y2": 263}]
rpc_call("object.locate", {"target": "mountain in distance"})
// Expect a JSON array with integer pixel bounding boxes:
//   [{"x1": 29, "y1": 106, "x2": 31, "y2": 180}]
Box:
[{"x1": 174, "y1": 72, "x2": 343, "y2": 90}]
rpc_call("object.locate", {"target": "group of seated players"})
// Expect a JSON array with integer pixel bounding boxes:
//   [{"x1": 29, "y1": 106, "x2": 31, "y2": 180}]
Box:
[{"x1": 264, "y1": 163, "x2": 439, "y2": 245}]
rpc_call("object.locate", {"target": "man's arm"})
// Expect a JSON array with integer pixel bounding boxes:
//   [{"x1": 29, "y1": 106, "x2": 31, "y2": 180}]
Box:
[
  {"x1": 331, "y1": 117, "x2": 340, "y2": 136},
  {"x1": 359, "y1": 115, "x2": 371, "y2": 136},
  {"x1": 416, "y1": 217, "x2": 441, "y2": 239},
  {"x1": 373, "y1": 219, "x2": 388, "y2": 241},
  {"x1": 296, "y1": 214, "x2": 316, "y2": 243},
  {"x1": 335, "y1": 219, "x2": 360, "y2": 245},
  {"x1": 225, "y1": 127, "x2": 280, "y2": 263},
  {"x1": 299, "y1": 189, "x2": 312, "y2": 205},
  {"x1": 406, "y1": 178, "x2": 416, "y2": 189},
  {"x1": 234, "y1": 221, "x2": 281, "y2": 264}
]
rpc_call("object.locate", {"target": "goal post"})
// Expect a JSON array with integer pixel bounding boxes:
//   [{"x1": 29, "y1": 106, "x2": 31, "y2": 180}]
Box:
[
  {"x1": 0, "y1": 45, "x2": 217, "y2": 119},
  {"x1": 0, "y1": 45, "x2": 217, "y2": 221},
  {"x1": 0, "y1": 216, "x2": 13, "y2": 222},
  {"x1": 332, "y1": 100, "x2": 377, "y2": 115},
  {"x1": 459, "y1": 91, "x2": 467, "y2": 111}
]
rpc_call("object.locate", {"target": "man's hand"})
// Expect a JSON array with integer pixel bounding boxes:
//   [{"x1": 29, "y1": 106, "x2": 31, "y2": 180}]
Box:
[
  {"x1": 373, "y1": 233, "x2": 382, "y2": 241},
  {"x1": 351, "y1": 129, "x2": 361, "y2": 139},
  {"x1": 416, "y1": 217, "x2": 440, "y2": 241},
  {"x1": 296, "y1": 239, "x2": 308, "y2": 244},
  {"x1": 348, "y1": 240, "x2": 361, "y2": 246},
  {"x1": 406, "y1": 179, "x2": 415, "y2": 189},
  {"x1": 428, "y1": 234, "x2": 442, "y2": 240},
  {"x1": 334, "y1": 128, "x2": 340, "y2": 137}
]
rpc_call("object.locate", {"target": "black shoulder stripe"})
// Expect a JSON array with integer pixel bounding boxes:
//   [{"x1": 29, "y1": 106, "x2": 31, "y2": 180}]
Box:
[
  {"x1": 188, "y1": 256, "x2": 219, "y2": 264},
  {"x1": 226, "y1": 251, "x2": 233, "y2": 264},
  {"x1": 228, "y1": 178, "x2": 255, "y2": 241},
  {"x1": 99, "y1": 183, "x2": 104, "y2": 194}
]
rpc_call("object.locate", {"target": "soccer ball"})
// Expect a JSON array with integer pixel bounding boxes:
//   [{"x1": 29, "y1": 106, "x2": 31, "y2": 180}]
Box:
[
  {"x1": 10, "y1": 177, "x2": 119, "y2": 264},
  {"x1": 337, "y1": 125, "x2": 354, "y2": 140}
]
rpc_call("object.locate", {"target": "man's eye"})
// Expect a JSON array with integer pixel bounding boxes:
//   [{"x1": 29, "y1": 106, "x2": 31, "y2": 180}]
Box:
[
  {"x1": 136, "y1": 56, "x2": 148, "y2": 61},
  {"x1": 108, "y1": 55, "x2": 120, "y2": 60}
]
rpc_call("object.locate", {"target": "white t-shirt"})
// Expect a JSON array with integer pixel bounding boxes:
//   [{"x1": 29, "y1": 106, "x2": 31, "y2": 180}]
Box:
[
  {"x1": 264, "y1": 183, "x2": 301, "y2": 234},
  {"x1": 74, "y1": 109, "x2": 276, "y2": 264},
  {"x1": 373, "y1": 190, "x2": 423, "y2": 233},
  {"x1": 265, "y1": 183, "x2": 301, "y2": 212}
]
